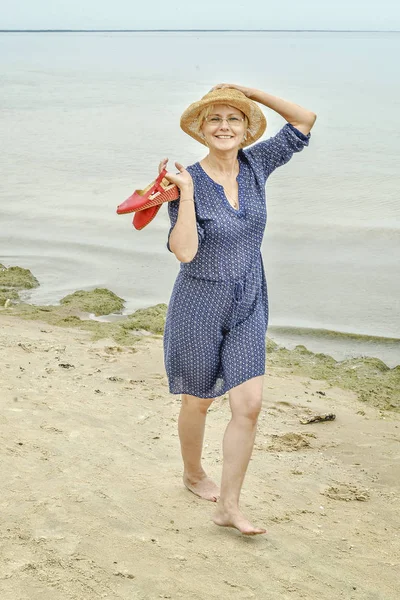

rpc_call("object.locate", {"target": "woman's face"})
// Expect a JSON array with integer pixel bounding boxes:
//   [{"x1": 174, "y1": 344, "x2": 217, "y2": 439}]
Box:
[{"x1": 200, "y1": 104, "x2": 247, "y2": 152}]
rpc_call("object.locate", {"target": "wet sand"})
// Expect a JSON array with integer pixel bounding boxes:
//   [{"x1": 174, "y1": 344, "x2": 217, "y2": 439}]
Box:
[{"x1": 1, "y1": 311, "x2": 399, "y2": 600}]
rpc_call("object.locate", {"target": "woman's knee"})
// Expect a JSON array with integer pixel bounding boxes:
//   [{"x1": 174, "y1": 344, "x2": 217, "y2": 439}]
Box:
[
  {"x1": 181, "y1": 394, "x2": 214, "y2": 414},
  {"x1": 232, "y1": 394, "x2": 262, "y2": 423},
  {"x1": 245, "y1": 397, "x2": 262, "y2": 422}
]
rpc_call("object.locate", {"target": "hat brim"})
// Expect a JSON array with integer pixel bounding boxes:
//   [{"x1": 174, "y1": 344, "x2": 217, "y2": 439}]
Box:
[{"x1": 180, "y1": 88, "x2": 267, "y2": 148}]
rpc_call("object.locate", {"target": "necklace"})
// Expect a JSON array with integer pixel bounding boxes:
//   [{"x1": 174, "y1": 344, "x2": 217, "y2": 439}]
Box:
[
  {"x1": 204, "y1": 160, "x2": 239, "y2": 209},
  {"x1": 224, "y1": 190, "x2": 239, "y2": 209}
]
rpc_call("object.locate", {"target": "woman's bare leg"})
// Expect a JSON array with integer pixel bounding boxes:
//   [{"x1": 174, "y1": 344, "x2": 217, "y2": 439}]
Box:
[
  {"x1": 213, "y1": 376, "x2": 266, "y2": 534},
  {"x1": 178, "y1": 394, "x2": 220, "y2": 501}
]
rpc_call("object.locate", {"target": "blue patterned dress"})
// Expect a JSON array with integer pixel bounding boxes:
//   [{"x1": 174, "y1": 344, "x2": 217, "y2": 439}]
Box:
[{"x1": 164, "y1": 123, "x2": 310, "y2": 398}]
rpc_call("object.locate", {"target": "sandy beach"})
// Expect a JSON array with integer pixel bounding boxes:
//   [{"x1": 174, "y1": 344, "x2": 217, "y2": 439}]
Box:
[{"x1": 1, "y1": 308, "x2": 399, "y2": 600}]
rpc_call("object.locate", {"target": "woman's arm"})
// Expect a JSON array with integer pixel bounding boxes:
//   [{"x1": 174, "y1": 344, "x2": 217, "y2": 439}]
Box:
[
  {"x1": 160, "y1": 159, "x2": 199, "y2": 263},
  {"x1": 212, "y1": 84, "x2": 317, "y2": 136}
]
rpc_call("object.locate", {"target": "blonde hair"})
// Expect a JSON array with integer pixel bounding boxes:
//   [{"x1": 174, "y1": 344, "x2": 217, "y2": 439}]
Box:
[{"x1": 195, "y1": 104, "x2": 249, "y2": 148}]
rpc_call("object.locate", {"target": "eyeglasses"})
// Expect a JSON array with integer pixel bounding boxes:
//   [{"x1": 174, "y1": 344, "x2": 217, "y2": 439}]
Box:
[{"x1": 204, "y1": 116, "x2": 244, "y2": 127}]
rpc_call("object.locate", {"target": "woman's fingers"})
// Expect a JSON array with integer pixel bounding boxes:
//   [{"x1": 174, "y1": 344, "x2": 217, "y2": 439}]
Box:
[
  {"x1": 212, "y1": 83, "x2": 230, "y2": 90},
  {"x1": 211, "y1": 83, "x2": 251, "y2": 97},
  {"x1": 162, "y1": 162, "x2": 193, "y2": 190},
  {"x1": 158, "y1": 158, "x2": 168, "y2": 174},
  {"x1": 159, "y1": 160, "x2": 187, "y2": 178},
  {"x1": 158, "y1": 159, "x2": 192, "y2": 188}
]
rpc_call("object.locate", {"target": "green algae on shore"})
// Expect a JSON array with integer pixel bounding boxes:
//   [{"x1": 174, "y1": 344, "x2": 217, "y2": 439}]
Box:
[
  {"x1": 0, "y1": 288, "x2": 20, "y2": 306},
  {"x1": 123, "y1": 304, "x2": 167, "y2": 335},
  {"x1": 3, "y1": 301, "x2": 140, "y2": 346},
  {"x1": 1, "y1": 265, "x2": 398, "y2": 412},
  {"x1": 4, "y1": 297, "x2": 399, "y2": 413},
  {"x1": 0, "y1": 264, "x2": 39, "y2": 305},
  {"x1": 60, "y1": 288, "x2": 125, "y2": 316},
  {"x1": 267, "y1": 344, "x2": 400, "y2": 413},
  {"x1": 0, "y1": 264, "x2": 39, "y2": 290},
  {"x1": 0, "y1": 287, "x2": 165, "y2": 346},
  {"x1": 270, "y1": 325, "x2": 400, "y2": 344}
]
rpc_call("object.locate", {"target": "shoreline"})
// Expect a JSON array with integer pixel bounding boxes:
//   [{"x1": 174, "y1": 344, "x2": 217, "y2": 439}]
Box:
[
  {"x1": 1, "y1": 264, "x2": 399, "y2": 413},
  {"x1": 268, "y1": 325, "x2": 400, "y2": 370},
  {"x1": 4, "y1": 251, "x2": 400, "y2": 367}
]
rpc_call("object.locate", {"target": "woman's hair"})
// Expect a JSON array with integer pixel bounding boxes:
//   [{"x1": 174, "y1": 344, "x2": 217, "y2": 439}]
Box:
[{"x1": 195, "y1": 104, "x2": 249, "y2": 147}]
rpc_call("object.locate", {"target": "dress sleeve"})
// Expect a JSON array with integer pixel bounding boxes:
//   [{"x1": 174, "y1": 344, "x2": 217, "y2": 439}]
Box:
[
  {"x1": 244, "y1": 123, "x2": 311, "y2": 181},
  {"x1": 166, "y1": 198, "x2": 205, "y2": 253}
]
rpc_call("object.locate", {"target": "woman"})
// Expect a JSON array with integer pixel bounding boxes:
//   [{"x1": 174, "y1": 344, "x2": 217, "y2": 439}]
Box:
[{"x1": 161, "y1": 83, "x2": 316, "y2": 535}]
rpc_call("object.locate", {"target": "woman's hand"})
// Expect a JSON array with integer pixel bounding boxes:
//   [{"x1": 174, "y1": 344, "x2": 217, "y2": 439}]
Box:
[
  {"x1": 159, "y1": 159, "x2": 193, "y2": 194},
  {"x1": 211, "y1": 83, "x2": 254, "y2": 98}
]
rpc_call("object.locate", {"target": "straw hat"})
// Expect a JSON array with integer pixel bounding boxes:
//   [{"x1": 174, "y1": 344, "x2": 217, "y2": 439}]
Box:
[{"x1": 180, "y1": 88, "x2": 267, "y2": 148}]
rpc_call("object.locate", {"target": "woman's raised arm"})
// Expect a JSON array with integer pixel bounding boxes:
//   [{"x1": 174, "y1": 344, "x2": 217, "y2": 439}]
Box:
[{"x1": 212, "y1": 83, "x2": 317, "y2": 136}]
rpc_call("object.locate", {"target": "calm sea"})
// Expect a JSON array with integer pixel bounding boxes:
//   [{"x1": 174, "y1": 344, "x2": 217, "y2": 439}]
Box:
[{"x1": 1, "y1": 31, "x2": 399, "y2": 366}]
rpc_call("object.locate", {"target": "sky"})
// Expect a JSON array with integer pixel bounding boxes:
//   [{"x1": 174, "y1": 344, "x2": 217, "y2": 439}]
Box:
[{"x1": 1, "y1": 0, "x2": 399, "y2": 31}]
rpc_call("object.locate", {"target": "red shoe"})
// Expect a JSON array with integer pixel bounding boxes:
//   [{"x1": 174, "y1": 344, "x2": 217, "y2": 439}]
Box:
[
  {"x1": 132, "y1": 204, "x2": 162, "y2": 230},
  {"x1": 117, "y1": 169, "x2": 179, "y2": 215},
  {"x1": 136, "y1": 182, "x2": 179, "y2": 211}
]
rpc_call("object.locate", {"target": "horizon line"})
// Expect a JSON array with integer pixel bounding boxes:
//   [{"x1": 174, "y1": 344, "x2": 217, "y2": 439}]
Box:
[{"x1": 1, "y1": 28, "x2": 399, "y2": 33}]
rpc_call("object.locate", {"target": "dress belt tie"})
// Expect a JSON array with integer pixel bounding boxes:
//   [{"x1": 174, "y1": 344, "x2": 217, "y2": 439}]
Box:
[{"x1": 180, "y1": 254, "x2": 262, "y2": 289}]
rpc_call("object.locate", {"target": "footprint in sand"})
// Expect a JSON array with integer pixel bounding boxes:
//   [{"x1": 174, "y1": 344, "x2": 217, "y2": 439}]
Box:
[
  {"x1": 322, "y1": 483, "x2": 370, "y2": 502},
  {"x1": 266, "y1": 432, "x2": 313, "y2": 452}
]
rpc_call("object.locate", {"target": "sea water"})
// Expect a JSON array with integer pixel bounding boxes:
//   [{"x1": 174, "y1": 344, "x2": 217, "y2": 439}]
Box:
[{"x1": 1, "y1": 31, "x2": 399, "y2": 365}]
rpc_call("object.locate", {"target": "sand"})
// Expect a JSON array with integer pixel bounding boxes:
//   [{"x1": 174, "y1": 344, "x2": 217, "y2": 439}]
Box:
[{"x1": 1, "y1": 314, "x2": 399, "y2": 600}]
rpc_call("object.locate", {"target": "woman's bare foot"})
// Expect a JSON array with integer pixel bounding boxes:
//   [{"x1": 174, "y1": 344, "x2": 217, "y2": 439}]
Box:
[
  {"x1": 183, "y1": 472, "x2": 220, "y2": 502},
  {"x1": 213, "y1": 506, "x2": 267, "y2": 535}
]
